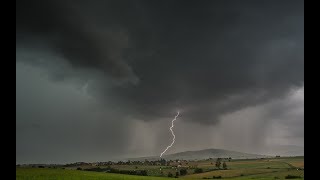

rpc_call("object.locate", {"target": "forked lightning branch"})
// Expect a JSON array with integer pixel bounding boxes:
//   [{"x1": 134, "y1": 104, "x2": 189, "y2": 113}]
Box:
[{"x1": 160, "y1": 111, "x2": 180, "y2": 157}]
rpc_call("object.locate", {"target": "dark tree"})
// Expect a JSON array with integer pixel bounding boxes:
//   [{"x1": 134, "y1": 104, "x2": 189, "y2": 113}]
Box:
[
  {"x1": 180, "y1": 169, "x2": 187, "y2": 176},
  {"x1": 215, "y1": 159, "x2": 221, "y2": 169},
  {"x1": 161, "y1": 158, "x2": 167, "y2": 166},
  {"x1": 223, "y1": 162, "x2": 227, "y2": 169},
  {"x1": 168, "y1": 172, "x2": 173, "y2": 177},
  {"x1": 140, "y1": 170, "x2": 147, "y2": 176}
]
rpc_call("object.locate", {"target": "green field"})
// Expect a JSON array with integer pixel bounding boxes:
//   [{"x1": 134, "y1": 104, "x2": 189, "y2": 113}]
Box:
[
  {"x1": 16, "y1": 157, "x2": 304, "y2": 180},
  {"x1": 184, "y1": 157, "x2": 304, "y2": 179},
  {"x1": 16, "y1": 168, "x2": 174, "y2": 180}
]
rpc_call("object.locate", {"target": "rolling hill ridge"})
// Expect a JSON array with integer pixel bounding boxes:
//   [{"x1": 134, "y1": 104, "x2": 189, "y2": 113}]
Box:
[{"x1": 127, "y1": 148, "x2": 268, "y2": 161}]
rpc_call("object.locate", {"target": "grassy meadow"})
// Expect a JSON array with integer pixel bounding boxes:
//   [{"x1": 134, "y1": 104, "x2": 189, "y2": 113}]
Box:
[{"x1": 16, "y1": 168, "x2": 173, "y2": 180}]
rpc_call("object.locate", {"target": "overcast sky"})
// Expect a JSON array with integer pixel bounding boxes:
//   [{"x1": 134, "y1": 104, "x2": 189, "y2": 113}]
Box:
[{"x1": 16, "y1": 0, "x2": 304, "y2": 164}]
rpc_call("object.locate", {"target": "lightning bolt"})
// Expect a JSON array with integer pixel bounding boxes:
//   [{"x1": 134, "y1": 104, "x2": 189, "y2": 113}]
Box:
[{"x1": 160, "y1": 111, "x2": 180, "y2": 157}]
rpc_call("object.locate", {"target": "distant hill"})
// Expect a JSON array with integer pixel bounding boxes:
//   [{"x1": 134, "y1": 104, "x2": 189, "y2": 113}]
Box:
[
  {"x1": 127, "y1": 149, "x2": 268, "y2": 161},
  {"x1": 259, "y1": 145, "x2": 304, "y2": 156}
]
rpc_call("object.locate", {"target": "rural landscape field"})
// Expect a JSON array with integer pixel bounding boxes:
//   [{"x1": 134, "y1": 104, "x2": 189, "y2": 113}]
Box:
[{"x1": 16, "y1": 155, "x2": 304, "y2": 179}]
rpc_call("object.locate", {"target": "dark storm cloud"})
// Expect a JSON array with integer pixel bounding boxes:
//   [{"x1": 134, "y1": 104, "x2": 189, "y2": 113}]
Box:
[
  {"x1": 16, "y1": 0, "x2": 304, "y2": 125},
  {"x1": 16, "y1": 0, "x2": 139, "y2": 83}
]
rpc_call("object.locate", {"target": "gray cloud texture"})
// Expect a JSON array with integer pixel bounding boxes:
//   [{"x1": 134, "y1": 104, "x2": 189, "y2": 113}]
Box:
[{"x1": 16, "y1": 0, "x2": 304, "y2": 163}]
